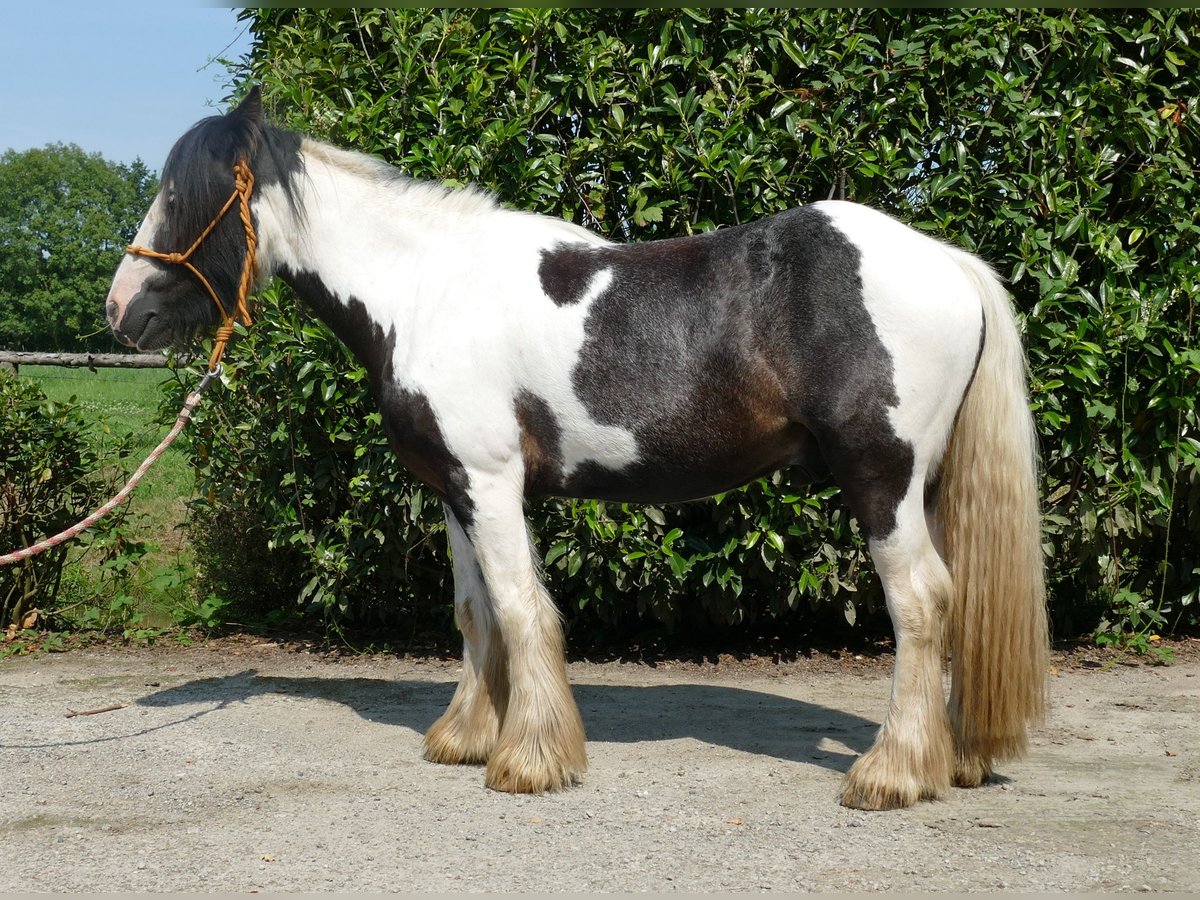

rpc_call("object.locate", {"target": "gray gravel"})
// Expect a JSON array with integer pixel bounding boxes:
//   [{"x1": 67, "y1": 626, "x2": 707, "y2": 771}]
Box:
[{"x1": 1, "y1": 640, "x2": 1197, "y2": 892}]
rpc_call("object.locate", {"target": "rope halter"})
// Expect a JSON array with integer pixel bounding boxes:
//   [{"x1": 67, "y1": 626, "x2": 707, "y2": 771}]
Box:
[{"x1": 125, "y1": 159, "x2": 258, "y2": 373}]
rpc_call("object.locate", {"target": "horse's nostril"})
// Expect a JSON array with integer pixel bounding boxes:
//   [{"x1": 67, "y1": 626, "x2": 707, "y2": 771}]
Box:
[{"x1": 106, "y1": 299, "x2": 119, "y2": 324}]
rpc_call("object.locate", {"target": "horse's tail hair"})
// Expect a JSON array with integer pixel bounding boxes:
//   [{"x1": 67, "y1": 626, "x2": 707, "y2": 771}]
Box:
[{"x1": 936, "y1": 247, "x2": 1049, "y2": 764}]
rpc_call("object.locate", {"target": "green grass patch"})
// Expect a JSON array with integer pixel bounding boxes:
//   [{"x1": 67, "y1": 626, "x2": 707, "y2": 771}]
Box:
[{"x1": 18, "y1": 364, "x2": 198, "y2": 629}]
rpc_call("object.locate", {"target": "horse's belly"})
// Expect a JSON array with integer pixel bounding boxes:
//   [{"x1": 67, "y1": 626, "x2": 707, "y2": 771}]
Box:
[{"x1": 557, "y1": 418, "x2": 825, "y2": 505}]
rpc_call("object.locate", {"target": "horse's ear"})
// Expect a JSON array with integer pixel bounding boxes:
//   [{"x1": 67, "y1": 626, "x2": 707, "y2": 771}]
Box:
[
  {"x1": 229, "y1": 85, "x2": 262, "y2": 124},
  {"x1": 226, "y1": 86, "x2": 263, "y2": 156}
]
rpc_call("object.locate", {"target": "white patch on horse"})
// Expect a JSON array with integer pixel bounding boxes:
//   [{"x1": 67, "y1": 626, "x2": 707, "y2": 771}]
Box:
[
  {"x1": 523, "y1": 264, "x2": 644, "y2": 479},
  {"x1": 105, "y1": 192, "x2": 168, "y2": 333},
  {"x1": 816, "y1": 200, "x2": 982, "y2": 476}
]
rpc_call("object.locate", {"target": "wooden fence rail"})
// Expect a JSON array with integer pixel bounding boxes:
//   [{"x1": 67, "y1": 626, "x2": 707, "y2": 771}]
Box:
[{"x1": 0, "y1": 351, "x2": 193, "y2": 373}]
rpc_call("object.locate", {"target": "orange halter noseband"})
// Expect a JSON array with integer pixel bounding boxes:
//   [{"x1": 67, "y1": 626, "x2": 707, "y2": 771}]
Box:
[{"x1": 125, "y1": 159, "x2": 258, "y2": 373}]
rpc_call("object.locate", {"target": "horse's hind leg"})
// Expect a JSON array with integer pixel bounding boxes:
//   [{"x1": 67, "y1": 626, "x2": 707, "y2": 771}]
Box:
[
  {"x1": 461, "y1": 478, "x2": 587, "y2": 793},
  {"x1": 423, "y1": 506, "x2": 505, "y2": 765},
  {"x1": 840, "y1": 483, "x2": 955, "y2": 810}
]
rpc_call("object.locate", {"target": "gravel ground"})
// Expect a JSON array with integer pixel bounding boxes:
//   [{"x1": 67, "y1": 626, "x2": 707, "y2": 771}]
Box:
[{"x1": 1, "y1": 637, "x2": 1198, "y2": 893}]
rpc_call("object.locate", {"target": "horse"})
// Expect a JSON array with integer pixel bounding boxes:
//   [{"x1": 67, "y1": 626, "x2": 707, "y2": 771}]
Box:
[{"x1": 105, "y1": 87, "x2": 1049, "y2": 811}]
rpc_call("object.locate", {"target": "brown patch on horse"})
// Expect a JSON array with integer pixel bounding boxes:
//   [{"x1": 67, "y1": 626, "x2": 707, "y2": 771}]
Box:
[
  {"x1": 514, "y1": 390, "x2": 564, "y2": 494},
  {"x1": 538, "y1": 244, "x2": 606, "y2": 306}
]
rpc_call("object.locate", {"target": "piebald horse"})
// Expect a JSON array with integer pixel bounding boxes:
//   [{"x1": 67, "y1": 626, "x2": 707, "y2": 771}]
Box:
[{"x1": 106, "y1": 88, "x2": 1048, "y2": 810}]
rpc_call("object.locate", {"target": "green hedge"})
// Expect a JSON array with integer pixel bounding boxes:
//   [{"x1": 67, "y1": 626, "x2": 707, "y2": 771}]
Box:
[
  {"x1": 178, "y1": 9, "x2": 1199, "y2": 644},
  {"x1": 0, "y1": 372, "x2": 133, "y2": 629}
]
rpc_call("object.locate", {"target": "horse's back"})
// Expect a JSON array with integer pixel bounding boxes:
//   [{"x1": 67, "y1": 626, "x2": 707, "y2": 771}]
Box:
[{"x1": 507, "y1": 202, "x2": 984, "y2": 513}]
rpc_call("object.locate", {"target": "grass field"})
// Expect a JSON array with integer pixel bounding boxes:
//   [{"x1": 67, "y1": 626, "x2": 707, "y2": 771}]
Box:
[{"x1": 19, "y1": 364, "x2": 198, "y2": 627}]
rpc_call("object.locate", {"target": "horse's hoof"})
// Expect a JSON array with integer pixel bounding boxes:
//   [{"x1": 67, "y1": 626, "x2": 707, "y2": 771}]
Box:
[
  {"x1": 839, "y1": 769, "x2": 921, "y2": 811},
  {"x1": 484, "y1": 741, "x2": 586, "y2": 794},
  {"x1": 840, "y1": 744, "x2": 946, "y2": 811},
  {"x1": 839, "y1": 783, "x2": 917, "y2": 811},
  {"x1": 484, "y1": 764, "x2": 580, "y2": 794},
  {"x1": 952, "y1": 750, "x2": 993, "y2": 788},
  {"x1": 423, "y1": 712, "x2": 495, "y2": 766}
]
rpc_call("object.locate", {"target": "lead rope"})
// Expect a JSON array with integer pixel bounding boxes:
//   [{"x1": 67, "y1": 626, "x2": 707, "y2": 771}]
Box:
[
  {"x1": 1, "y1": 160, "x2": 258, "y2": 567},
  {"x1": 0, "y1": 370, "x2": 219, "y2": 566}
]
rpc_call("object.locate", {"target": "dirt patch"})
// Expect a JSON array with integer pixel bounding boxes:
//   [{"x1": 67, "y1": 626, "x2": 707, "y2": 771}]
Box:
[{"x1": 2, "y1": 638, "x2": 1198, "y2": 892}]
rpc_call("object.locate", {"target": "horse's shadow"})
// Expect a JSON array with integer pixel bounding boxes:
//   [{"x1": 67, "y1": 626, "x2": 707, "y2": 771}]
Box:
[{"x1": 137, "y1": 668, "x2": 878, "y2": 774}]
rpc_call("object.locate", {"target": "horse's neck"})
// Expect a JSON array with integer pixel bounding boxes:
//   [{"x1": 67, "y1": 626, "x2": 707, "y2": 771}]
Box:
[{"x1": 258, "y1": 139, "x2": 498, "y2": 309}]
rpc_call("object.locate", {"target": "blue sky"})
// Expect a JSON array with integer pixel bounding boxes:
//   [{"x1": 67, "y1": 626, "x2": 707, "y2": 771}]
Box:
[{"x1": 0, "y1": 3, "x2": 254, "y2": 171}]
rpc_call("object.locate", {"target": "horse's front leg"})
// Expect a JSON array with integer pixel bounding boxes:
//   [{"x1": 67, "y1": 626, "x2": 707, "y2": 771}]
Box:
[
  {"x1": 465, "y1": 478, "x2": 587, "y2": 793},
  {"x1": 423, "y1": 506, "x2": 505, "y2": 765}
]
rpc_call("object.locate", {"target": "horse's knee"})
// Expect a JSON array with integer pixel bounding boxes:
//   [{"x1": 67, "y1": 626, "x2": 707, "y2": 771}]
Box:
[
  {"x1": 454, "y1": 590, "x2": 493, "y2": 650},
  {"x1": 908, "y1": 543, "x2": 953, "y2": 635},
  {"x1": 874, "y1": 539, "x2": 950, "y2": 647}
]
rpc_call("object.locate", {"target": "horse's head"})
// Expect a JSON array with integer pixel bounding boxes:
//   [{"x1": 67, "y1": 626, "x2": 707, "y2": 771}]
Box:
[{"x1": 106, "y1": 88, "x2": 264, "y2": 350}]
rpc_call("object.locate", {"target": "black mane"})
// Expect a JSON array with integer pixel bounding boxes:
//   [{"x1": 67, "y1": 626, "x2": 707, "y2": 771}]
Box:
[{"x1": 152, "y1": 102, "x2": 304, "y2": 332}]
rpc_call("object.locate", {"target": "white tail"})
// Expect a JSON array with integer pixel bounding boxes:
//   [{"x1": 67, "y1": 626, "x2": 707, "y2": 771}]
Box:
[{"x1": 937, "y1": 248, "x2": 1049, "y2": 777}]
